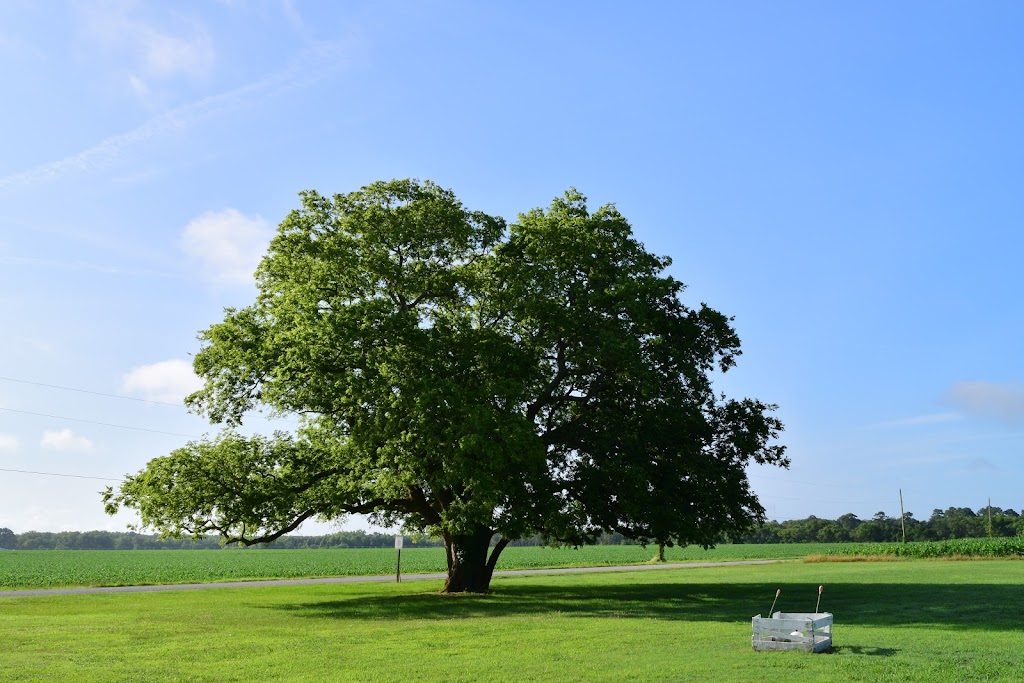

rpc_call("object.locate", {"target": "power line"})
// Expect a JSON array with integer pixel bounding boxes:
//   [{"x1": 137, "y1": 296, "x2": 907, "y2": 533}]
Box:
[
  {"x1": 0, "y1": 467, "x2": 119, "y2": 482},
  {"x1": 0, "y1": 375, "x2": 186, "y2": 408},
  {"x1": 0, "y1": 407, "x2": 197, "y2": 438}
]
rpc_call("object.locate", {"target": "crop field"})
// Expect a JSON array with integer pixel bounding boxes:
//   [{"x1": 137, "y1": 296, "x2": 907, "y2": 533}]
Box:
[
  {"x1": 819, "y1": 536, "x2": 1024, "y2": 559},
  {"x1": 2, "y1": 540, "x2": 1019, "y2": 591},
  {"x1": 0, "y1": 543, "x2": 836, "y2": 591},
  {"x1": 3, "y1": 559, "x2": 1023, "y2": 682}
]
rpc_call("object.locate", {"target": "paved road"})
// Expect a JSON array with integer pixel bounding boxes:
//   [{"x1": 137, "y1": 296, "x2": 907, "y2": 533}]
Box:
[{"x1": 0, "y1": 559, "x2": 789, "y2": 598}]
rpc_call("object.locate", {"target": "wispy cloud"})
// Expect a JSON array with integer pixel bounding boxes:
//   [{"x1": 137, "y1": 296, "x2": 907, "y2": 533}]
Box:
[
  {"x1": 77, "y1": 2, "x2": 216, "y2": 100},
  {"x1": 0, "y1": 255, "x2": 180, "y2": 279},
  {"x1": 874, "y1": 412, "x2": 963, "y2": 429},
  {"x1": 280, "y1": 0, "x2": 306, "y2": 33},
  {"x1": 966, "y1": 457, "x2": 996, "y2": 472},
  {"x1": 40, "y1": 428, "x2": 95, "y2": 452},
  {"x1": 0, "y1": 41, "x2": 350, "y2": 189},
  {"x1": 121, "y1": 359, "x2": 204, "y2": 404},
  {"x1": 944, "y1": 380, "x2": 1024, "y2": 426}
]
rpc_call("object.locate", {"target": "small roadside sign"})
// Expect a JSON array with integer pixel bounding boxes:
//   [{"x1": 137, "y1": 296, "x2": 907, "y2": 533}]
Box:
[{"x1": 394, "y1": 535, "x2": 403, "y2": 549}]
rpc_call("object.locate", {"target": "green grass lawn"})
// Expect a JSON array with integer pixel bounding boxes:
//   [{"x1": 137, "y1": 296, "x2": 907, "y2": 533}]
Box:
[
  {"x1": 0, "y1": 543, "x2": 837, "y2": 591},
  {"x1": 3, "y1": 560, "x2": 1023, "y2": 682}
]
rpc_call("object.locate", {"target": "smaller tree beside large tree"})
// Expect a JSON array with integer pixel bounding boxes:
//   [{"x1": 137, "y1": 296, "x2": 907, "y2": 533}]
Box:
[{"x1": 104, "y1": 179, "x2": 787, "y2": 593}]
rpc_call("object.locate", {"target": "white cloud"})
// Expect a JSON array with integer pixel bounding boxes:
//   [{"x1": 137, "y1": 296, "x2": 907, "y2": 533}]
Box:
[
  {"x1": 0, "y1": 434, "x2": 19, "y2": 452},
  {"x1": 136, "y1": 23, "x2": 214, "y2": 81},
  {"x1": 121, "y1": 359, "x2": 204, "y2": 403},
  {"x1": 944, "y1": 380, "x2": 1024, "y2": 426},
  {"x1": 78, "y1": 3, "x2": 215, "y2": 97},
  {"x1": 40, "y1": 429, "x2": 95, "y2": 452},
  {"x1": 181, "y1": 209, "x2": 273, "y2": 285}
]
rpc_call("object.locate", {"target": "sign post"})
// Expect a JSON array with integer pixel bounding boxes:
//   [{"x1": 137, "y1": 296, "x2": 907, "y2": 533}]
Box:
[{"x1": 394, "y1": 535, "x2": 403, "y2": 583}]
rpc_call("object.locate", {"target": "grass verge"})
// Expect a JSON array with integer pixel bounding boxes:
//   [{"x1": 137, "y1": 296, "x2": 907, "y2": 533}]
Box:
[{"x1": 4, "y1": 560, "x2": 1024, "y2": 682}]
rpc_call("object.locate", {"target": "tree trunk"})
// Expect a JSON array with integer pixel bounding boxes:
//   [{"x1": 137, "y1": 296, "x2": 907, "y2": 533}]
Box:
[{"x1": 441, "y1": 527, "x2": 509, "y2": 593}]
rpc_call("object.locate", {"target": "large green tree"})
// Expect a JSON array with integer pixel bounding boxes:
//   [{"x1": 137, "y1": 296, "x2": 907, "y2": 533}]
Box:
[{"x1": 104, "y1": 179, "x2": 787, "y2": 592}]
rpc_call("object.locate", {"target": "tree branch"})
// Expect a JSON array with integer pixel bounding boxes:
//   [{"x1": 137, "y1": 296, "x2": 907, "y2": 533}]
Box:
[
  {"x1": 407, "y1": 484, "x2": 442, "y2": 525},
  {"x1": 223, "y1": 509, "x2": 317, "y2": 546},
  {"x1": 526, "y1": 338, "x2": 568, "y2": 421},
  {"x1": 486, "y1": 536, "x2": 511, "y2": 572}
]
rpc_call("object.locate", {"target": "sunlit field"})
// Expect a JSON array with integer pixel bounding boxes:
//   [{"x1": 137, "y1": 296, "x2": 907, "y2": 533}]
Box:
[
  {"x1": 3, "y1": 541, "x2": 1019, "y2": 592},
  {"x1": 0, "y1": 540, "x2": 897, "y2": 589},
  {"x1": 4, "y1": 540, "x2": 1019, "y2": 593},
  {"x1": 0, "y1": 543, "x2": 858, "y2": 591},
  {"x1": 4, "y1": 560, "x2": 1023, "y2": 682}
]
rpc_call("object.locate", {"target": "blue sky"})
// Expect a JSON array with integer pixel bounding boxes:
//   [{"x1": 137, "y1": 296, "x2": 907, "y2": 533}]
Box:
[{"x1": 2, "y1": 1, "x2": 1023, "y2": 534}]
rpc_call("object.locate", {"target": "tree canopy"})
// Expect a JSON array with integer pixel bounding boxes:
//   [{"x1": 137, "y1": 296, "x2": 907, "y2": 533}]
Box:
[{"x1": 104, "y1": 179, "x2": 788, "y2": 592}]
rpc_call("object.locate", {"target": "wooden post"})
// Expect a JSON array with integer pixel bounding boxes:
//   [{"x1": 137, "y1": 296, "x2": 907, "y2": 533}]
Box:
[
  {"x1": 395, "y1": 535, "x2": 403, "y2": 582},
  {"x1": 899, "y1": 489, "x2": 906, "y2": 543}
]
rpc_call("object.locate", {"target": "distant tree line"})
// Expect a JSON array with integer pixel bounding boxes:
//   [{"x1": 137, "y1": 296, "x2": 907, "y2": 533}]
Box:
[
  {"x1": 1, "y1": 506, "x2": 1020, "y2": 550},
  {"x1": 0, "y1": 528, "x2": 645, "y2": 550},
  {"x1": 735, "y1": 506, "x2": 1024, "y2": 544},
  {"x1": 0, "y1": 529, "x2": 445, "y2": 551}
]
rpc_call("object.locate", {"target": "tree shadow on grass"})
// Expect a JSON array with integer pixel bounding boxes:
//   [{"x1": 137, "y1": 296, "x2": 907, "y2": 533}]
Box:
[
  {"x1": 827, "y1": 646, "x2": 899, "y2": 657},
  {"x1": 263, "y1": 580, "x2": 1024, "y2": 631}
]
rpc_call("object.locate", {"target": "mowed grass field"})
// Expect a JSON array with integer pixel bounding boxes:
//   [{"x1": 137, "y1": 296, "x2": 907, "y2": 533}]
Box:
[
  {"x1": 0, "y1": 543, "x2": 837, "y2": 591},
  {"x1": 3, "y1": 560, "x2": 1023, "y2": 682}
]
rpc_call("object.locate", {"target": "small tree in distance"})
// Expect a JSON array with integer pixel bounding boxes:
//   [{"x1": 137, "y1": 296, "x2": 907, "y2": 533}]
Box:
[{"x1": 104, "y1": 179, "x2": 788, "y2": 593}]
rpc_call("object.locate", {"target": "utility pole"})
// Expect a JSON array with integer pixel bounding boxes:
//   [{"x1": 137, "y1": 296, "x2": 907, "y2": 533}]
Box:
[
  {"x1": 987, "y1": 497, "x2": 993, "y2": 538},
  {"x1": 899, "y1": 489, "x2": 906, "y2": 544}
]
